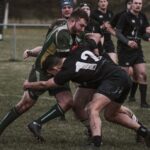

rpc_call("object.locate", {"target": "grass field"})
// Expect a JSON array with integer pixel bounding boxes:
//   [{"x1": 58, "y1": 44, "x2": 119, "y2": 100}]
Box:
[{"x1": 0, "y1": 28, "x2": 150, "y2": 150}]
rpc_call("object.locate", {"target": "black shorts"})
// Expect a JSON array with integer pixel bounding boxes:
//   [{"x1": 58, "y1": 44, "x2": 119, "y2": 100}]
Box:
[
  {"x1": 96, "y1": 70, "x2": 132, "y2": 104},
  {"x1": 103, "y1": 40, "x2": 115, "y2": 53},
  {"x1": 117, "y1": 47, "x2": 145, "y2": 67},
  {"x1": 27, "y1": 65, "x2": 71, "y2": 100}
]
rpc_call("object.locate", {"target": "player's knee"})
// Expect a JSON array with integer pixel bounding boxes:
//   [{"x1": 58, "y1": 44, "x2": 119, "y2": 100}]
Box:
[
  {"x1": 16, "y1": 99, "x2": 35, "y2": 113},
  {"x1": 137, "y1": 72, "x2": 147, "y2": 82},
  {"x1": 86, "y1": 103, "x2": 98, "y2": 117},
  {"x1": 104, "y1": 110, "x2": 113, "y2": 122}
]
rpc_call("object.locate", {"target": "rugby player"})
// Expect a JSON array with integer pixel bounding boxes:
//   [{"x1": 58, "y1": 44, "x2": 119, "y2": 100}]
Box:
[
  {"x1": 91, "y1": 0, "x2": 117, "y2": 63},
  {"x1": 116, "y1": 0, "x2": 150, "y2": 108},
  {"x1": 0, "y1": 9, "x2": 89, "y2": 142},
  {"x1": 23, "y1": 33, "x2": 150, "y2": 148}
]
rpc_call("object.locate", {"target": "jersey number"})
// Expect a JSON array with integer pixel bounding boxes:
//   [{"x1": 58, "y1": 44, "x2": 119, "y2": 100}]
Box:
[{"x1": 75, "y1": 51, "x2": 100, "y2": 72}]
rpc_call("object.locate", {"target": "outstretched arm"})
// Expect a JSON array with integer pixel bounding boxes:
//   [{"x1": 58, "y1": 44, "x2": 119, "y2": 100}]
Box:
[
  {"x1": 23, "y1": 46, "x2": 42, "y2": 59},
  {"x1": 23, "y1": 78, "x2": 59, "y2": 90}
]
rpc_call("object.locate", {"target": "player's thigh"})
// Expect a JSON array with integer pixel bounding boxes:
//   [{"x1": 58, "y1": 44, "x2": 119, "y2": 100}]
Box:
[
  {"x1": 73, "y1": 87, "x2": 96, "y2": 109},
  {"x1": 55, "y1": 90, "x2": 73, "y2": 110}
]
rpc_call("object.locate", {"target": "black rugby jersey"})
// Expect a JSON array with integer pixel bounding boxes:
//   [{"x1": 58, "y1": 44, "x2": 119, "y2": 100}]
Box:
[
  {"x1": 85, "y1": 18, "x2": 103, "y2": 35},
  {"x1": 54, "y1": 46, "x2": 120, "y2": 86},
  {"x1": 91, "y1": 9, "x2": 113, "y2": 41},
  {"x1": 116, "y1": 11, "x2": 149, "y2": 46},
  {"x1": 111, "y1": 11, "x2": 126, "y2": 28}
]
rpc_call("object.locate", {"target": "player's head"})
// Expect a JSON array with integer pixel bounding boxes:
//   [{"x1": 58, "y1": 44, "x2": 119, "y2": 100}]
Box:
[
  {"x1": 79, "y1": 2, "x2": 91, "y2": 17},
  {"x1": 131, "y1": 0, "x2": 143, "y2": 13},
  {"x1": 79, "y1": 33, "x2": 102, "y2": 52},
  {"x1": 85, "y1": 33, "x2": 102, "y2": 45},
  {"x1": 61, "y1": 0, "x2": 74, "y2": 19},
  {"x1": 98, "y1": 0, "x2": 108, "y2": 11},
  {"x1": 68, "y1": 9, "x2": 89, "y2": 35},
  {"x1": 125, "y1": 0, "x2": 132, "y2": 11},
  {"x1": 42, "y1": 55, "x2": 64, "y2": 75}
]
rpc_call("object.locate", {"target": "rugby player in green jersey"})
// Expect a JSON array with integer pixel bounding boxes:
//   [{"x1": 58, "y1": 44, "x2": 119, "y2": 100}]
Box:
[{"x1": 0, "y1": 9, "x2": 88, "y2": 142}]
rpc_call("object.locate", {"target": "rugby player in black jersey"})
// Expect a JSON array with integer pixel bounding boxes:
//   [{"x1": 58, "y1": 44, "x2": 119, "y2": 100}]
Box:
[
  {"x1": 116, "y1": 0, "x2": 150, "y2": 108},
  {"x1": 74, "y1": 2, "x2": 143, "y2": 144},
  {"x1": 107, "y1": 0, "x2": 139, "y2": 104},
  {"x1": 91, "y1": 0, "x2": 117, "y2": 63},
  {"x1": 23, "y1": 33, "x2": 150, "y2": 148}
]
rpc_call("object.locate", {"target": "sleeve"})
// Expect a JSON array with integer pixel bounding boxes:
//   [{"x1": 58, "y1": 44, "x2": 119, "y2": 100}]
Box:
[
  {"x1": 111, "y1": 13, "x2": 120, "y2": 28},
  {"x1": 142, "y1": 33, "x2": 150, "y2": 41},
  {"x1": 55, "y1": 30, "x2": 71, "y2": 53},
  {"x1": 143, "y1": 14, "x2": 149, "y2": 28},
  {"x1": 116, "y1": 13, "x2": 126, "y2": 31},
  {"x1": 54, "y1": 69, "x2": 74, "y2": 85},
  {"x1": 116, "y1": 29, "x2": 129, "y2": 45},
  {"x1": 116, "y1": 14, "x2": 129, "y2": 45}
]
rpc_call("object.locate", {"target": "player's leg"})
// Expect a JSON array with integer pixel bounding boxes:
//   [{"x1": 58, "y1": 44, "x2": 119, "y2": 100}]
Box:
[
  {"x1": 28, "y1": 89, "x2": 73, "y2": 141},
  {"x1": 0, "y1": 91, "x2": 36, "y2": 136},
  {"x1": 104, "y1": 101, "x2": 150, "y2": 147},
  {"x1": 73, "y1": 87, "x2": 96, "y2": 139},
  {"x1": 128, "y1": 67, "x2": 138, "y2": 102},
  {"x1": 133, "y1": 63, "x2": 149, "y2": 108},
  {"x1": 86, "y1": 93, "x2": 110, "y2": 147},
  {"x1": 107, "y1": 52, "x2": 118, "y2": 64}
]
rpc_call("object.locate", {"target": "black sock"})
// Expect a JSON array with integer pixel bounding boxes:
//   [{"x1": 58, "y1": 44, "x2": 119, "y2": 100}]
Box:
[
  {"x1": 35, "y1": 104, "x2": 64, "y2": 125},
  {"x1": 139, "y1": 84, "x2": 147, "y2": 105},
  {"x1": 137, "y1": 126, "x2": 148, "y2": 137},
  {"x1": 129, "y1": 82, "x2": 138, "y2": 98},
  {"x1": 80, "y1": 119, "x2": 92, "y2": 138},
  {"x1": 0, "y1": 107, "x2": 21, "y2": 135},
  {"x1": 92, "y1": 136, "x2": 102, "y2": 147}
]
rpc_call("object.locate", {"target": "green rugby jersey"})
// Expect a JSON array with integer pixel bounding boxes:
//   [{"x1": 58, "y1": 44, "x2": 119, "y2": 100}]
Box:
[{"x1": 35, "y1": 21, "x2": 73, "y2": 70}]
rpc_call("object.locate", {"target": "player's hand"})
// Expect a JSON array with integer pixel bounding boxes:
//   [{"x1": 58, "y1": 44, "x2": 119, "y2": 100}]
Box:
[
  {"x1": 128, "y1": 40, "x2": 138, "y2": 49},
  {"x1": 23, "y1": 80, "x2": 30, "y2": 90},
  {"x1": 146, "y1": 26, "x2": 150, "y2": 34},
  {"x1": 23, "y1": 49, "x2": 32, "y2": 59},
  {"x1": 103, "y1": 22, "x2": 111, "y2": 29}
]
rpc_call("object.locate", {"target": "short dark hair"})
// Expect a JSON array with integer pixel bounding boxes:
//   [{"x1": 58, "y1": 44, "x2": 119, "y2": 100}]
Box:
[
  {"x1": 79, "y1": 2, "x2": 91, "y2": 9},
  {"x1": 42, "y1": 55, "x2": 62, "y2": 71},
  {"x1": 70, "y1": 9, "x2": 89, "y2": 23},
  {"x1": 125, "y1": 0, "x2": 132, "y2": 5}
]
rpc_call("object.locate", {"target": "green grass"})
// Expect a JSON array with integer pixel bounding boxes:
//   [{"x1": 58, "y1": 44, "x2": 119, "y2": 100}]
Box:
[{"x1": 0, "y1": 28, "x2": 150, "y2": 150}]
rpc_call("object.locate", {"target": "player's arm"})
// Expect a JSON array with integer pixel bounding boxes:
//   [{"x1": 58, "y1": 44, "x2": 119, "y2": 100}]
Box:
[
  {"x1": 116, "y1": 14, "x2": 138, "y2": 48},
  {"x1": 103, "y1": 22, "x2": 116, "y2": 36},
  {"x1": 146, "y1": 26, "x2": 150, "y2": 34},
  {"x1": 23, "y1": 78, "x2": 59, "y2": 90},
  {"x1": 23, "y1": 46, "x2": 42, "y2": 59}
]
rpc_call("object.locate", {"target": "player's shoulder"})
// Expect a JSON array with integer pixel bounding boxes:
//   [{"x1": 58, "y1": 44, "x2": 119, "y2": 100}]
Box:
[
  {"x1": 139, "y1": 12, "x2": 148, "y2": 19},
  {"x1": 107, "y1": 9, "x2": 113, "y2": 15}
]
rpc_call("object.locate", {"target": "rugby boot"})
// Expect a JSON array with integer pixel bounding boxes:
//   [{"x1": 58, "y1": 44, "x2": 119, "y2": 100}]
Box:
[
  {"x1": 144, "y1": 129, "x2": 150, "y2": 147},
  {"x1": 128, "y1": 96, "x2": 136, "y2": 102},
  {"x1": 59, "y1": 115, "x2": 67, "y2": 121},
  {"x1": 28, "y1": 121, "x2": 45, "y2": 142},
  {"x1": 141, "y1": 103, "x2": 150, "y2": 108},
  {"x1": 86, "y1": 143, "x2": 101, "y2": 150},
  {"x1": 136, "y1": 132, "x2": 145, "y2": 144},
  {"x1": 86, "y1": 136, "x2": 102, "y2": 150}
]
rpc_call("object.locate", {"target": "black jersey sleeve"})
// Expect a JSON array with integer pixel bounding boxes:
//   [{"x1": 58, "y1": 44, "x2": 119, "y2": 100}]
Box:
[
  {"x1": 142, "y1": 33, "x2": 150, "y2": 41},
  {"x1": 116, "y1": 13, "x2": 129, "y2": 45},
  {"x1": 54, "y1": 69, "x2": 74, "y2": 85},
  {"x1": 142, "y1": 13, "x2": 149, "y2": 28},
  {"x1": 111, "y1": 12, "x2": 122, "y2": 28},
  {"x1": 116, "y1": 13, "x2": 127, "y2": 31}
]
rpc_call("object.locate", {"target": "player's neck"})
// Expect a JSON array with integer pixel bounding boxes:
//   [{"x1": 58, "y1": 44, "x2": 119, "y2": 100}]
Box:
[
  {"x1": 130, "y1": 10, "x2": 139, "y2": 17},
  {"x1": 98, "y1": 8, "x2": 107, "y2": 13}
]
